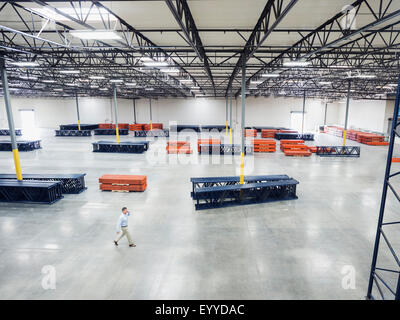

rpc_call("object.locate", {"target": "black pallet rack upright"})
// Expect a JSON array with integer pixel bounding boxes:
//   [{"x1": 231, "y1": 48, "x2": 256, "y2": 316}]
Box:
[{"x1": 367, "y1": 75, "x2": 400, "y2": 300}]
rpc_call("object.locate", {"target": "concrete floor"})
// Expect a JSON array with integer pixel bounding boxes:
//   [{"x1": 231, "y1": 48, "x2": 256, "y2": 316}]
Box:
[{"x1": 0, "y1": 128, "x2": 398, "y2": 300}]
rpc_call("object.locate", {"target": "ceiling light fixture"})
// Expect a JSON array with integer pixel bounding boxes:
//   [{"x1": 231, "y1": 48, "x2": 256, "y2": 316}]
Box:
[
  {"x1": 19, "y1": 75, "x2": 38, "y2": 80},
  {"x1": 110, "y1": 79, "x2": 123, "y2": 83},
  {"x1": 283, "y1": 60, "x2": 310, "y2": 67},
  {"x1": 59, "y1": 70, "x2": 80, "y2": 74},
  {"x1": 9, "y1": 61, "x2": 39, "y2": 67},
  {"x1": 262, "y1": 73, "x2": 280, "y2": 78},
  {"x1": 70, "y1": 30, "x2": 121, "y2": 40},
  {"x1": 42, "y1": 79, "x2": 56, "y2": 83},
  {"x1": 143, "y1": 61, "x2": 169, "y2": 67},
  {"x1": 89, "y1": 76, "x2": 105, "y2": 80}
]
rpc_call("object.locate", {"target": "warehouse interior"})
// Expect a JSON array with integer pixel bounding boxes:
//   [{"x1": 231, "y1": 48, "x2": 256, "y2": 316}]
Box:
[{"x1": 0, "y1": 0, "x2": 400, "y2": 300}]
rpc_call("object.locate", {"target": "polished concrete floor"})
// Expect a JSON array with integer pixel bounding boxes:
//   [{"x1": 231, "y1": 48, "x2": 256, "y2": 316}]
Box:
[{"x1": 0, "y1": 128, "x2": 398, "y2": 300}]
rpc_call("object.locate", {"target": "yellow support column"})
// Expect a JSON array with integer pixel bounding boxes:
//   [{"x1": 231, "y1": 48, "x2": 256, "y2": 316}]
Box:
[
  {"x1": 78, "y1": 120, "x2": 81, "y2": 131},
  {"x1": 240, "y1": 152, "x2": 245, "y2": 184},
  {"x1": 342, "y1": 129, "x2": 347, "y2": 146},
  {"x1": 1, "y1": 58, "x2": 22, "y2": 181},
  {"x1": 12, "y1": 149, "x2": 22, "y2": 180},
  {"x1": 229, "y1": 128, "x2": 232, "y2": 144},
  {"x1": 343, "y1": 80, "x2": 351, "y2": 147},
  {"x1": 112, "y1": 84, "x2": 120, "y2": 144}
]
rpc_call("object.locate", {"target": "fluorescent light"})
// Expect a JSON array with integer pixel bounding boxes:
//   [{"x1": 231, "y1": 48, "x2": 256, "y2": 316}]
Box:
[
  {"x1": 125, "y1": 82, "x2": 137, "y2": 86},
  {"x1": 110, "y1": 79, "x2": 123, "y2": 83},
  {"x1": 65, "y1": 83, "x2": 77, "y2": 86},
  {"x1": 90, "y1": 85, "x2": 99, "y2": 88},
  {"x1": 89, "y1": 76, "x2": 105, "y2": 80},
  {"x1": 356, "y1": 74, "x2": 376, "y2": 79},
  {"x1": 318, "y1": 81, "x2": 332, "y2": 85},
  {"x1": 54, "y1": 88, "x2": 63, "y2": 91},
  {"x1": 9, "y1": 61, "x2": 39, "y2": 67},
  {"x1": 250, "y1": 80, "x2": 263, "y2": 84},
  {"x1": 262, "y1": 73, "x2": 280, "y2": 78},
  {"x1": 283, "y1": 61, "x2": 310, "y2": 67},
  {"x1": 190, "y1": 86, "x2": 200, "y2": 90},
  {"x1": 70, "y1": 30, "x2": 121, "y2": 40},
  {"x1": 388, "y1": 83, "x2": 398, "y2": 87},
  {"x1": 99, "y1": 88, "x2": 108, "y2": 91},
  {"x1": 20, "y1": 75, "x2": 38, "y2": 80},
  {"x1": 180, "y1": 79, "x2": 193, "y2": 83},
  {"x1": 60, "y1": 70, "x2": 80, "y2": 74},
  {"x1": 139, "y1": 57, "x2": 154, "y2": 62},
  {"x1": 42, "y1": 79, "x2": 56, "y2": 83},
  {"x1": 145, "y1": 88, "x2": 154, "y2": 91},
  {"x1": 160, "y1": 68, "x2": 180, "y2": 74},
  {"x1": 143, "y1": 61, "x2": 169, "y2": 67},
  {"x1": 329, "y1": 65, "x2": 350, "y2": 69},
  {"x1": 30, "y1": 7, "x2": 117, "y2": 22}
]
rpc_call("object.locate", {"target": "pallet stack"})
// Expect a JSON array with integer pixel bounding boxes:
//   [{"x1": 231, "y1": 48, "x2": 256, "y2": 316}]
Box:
[
  {"x1": 280, "y1": 140, "x2": 311, "y2": 157},
  {"x1": 197, "y1": 139, "x2": 221, "y2": 152},
  {"x1": 99, "y1": 174, "x2": 147, "y2": 192},
  {"x1": 110, "y1": 123, "x2": 129, "y2": 130},
  {"x1": 166, "y1": 141, "x2": 192, "y2": 154},
  {"x1": 245, "y1": 129, "x2": 257, "y2": 137},
  {"x1": 129, "y1": 124, "x2": 144, "y2": 131},
  {"x1": 261, "y1": 129, "x2": 278, "y2": 138},
  {"x1": 252, "y1": 139, "x2": 276, "y2": 153}
]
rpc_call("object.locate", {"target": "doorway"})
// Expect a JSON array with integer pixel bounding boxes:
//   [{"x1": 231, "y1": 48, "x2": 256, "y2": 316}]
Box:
[
  {"x1": 19, "y1": 109, "x2": 36, "y2": 136},
  {"x1": 291, "y1": 111, "x2": 306, "y2": 132}
]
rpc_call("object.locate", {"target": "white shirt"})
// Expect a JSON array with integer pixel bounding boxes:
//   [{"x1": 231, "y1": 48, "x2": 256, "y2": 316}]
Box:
[{"x1": 116, "y1": 212, "x2": 130, "y2": 232}]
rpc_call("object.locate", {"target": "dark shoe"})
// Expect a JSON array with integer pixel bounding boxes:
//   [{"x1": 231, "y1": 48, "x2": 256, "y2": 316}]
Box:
[
  {"x1": 114, "y1": 240, "x2": 118, "y2": 246},
  {"x1": 129, "y1": 244, "x2": 136, "y2": 247}
]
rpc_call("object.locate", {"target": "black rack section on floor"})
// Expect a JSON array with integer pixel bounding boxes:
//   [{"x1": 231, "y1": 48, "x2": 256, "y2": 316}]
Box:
[
  {"x1": 59, "y1": 124, "x2": 98, "y2": 130},
  {"x1": 275, "y1": 133, "x2": 314, "y2": 140},
  {"x1": 190, "y1": 174, "x2": 291, "y2": 198},
  {"x1": 0, "y1": 179, "x2": 63, "y2": 204},
  {"x1": 192, "y1": 178, "x2": 299, "y2": 210},
  {"x1": 0, "y1": 129, "x2": 22, "y2": 136},
  {"x1": 170, "y1": 124, "x2": 201, "y2": 132},
  {"x1": 92, "y1": 141, "x2": 149, "y2": 153},
  {"x1": 367, "y1": 75, "x2": 400, "y2": 300},
  {"x1": 134, "y1": 130, "x2": 170, "y2": 137},
  {"x1": 0, "y1": 140, "x2": 41, "y2": 152},
  {"x1": 94, "y1": 129, "x2": 129, "y2": 135},
  {"x1": 0, "y1": 174, "x2": 86, "y2": 194},
  {"x1": 198, "y1": 144, "x2": 254, "y2": 155},
  {"x1": 316, "y1": 146, "x2": 360, "y2": 157},
  {"x1": 201, "y1": 125, "x2": 230, "y2": 132},
  {"x1": 55, "y1": 130, "x2": 92, "y2": 137}
]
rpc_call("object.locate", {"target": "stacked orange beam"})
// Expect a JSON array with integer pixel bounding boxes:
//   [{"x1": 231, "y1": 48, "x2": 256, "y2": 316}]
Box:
[
  {"x1": 111, "y1": 123, "x2": 129, "y2": 130},
  {"x1": 279, "y1": 140, "x2": 305, "y2": 151},
  {"x1": 252, "y1": 139, "x2": 276, "y2": 153},
  {"x1": 245, "y1": 129, "x2": 257, "y2": 137},
  {"x1": 197, "y1": 139, "x2": 221, "y2": 152},
  {"x1": 279, "y1": 130, "x2": 298, "y2": 134},
  {"x1": 261, "y1": 129, "x2": 278, "y2": 138},
  {"x1": 98, "y1": 123, "x2": 113, "y2": 129},
  {"x1": 357, "y1": 133, "x2": 388, "y2": 145},
  {"x1": 143, "y1": 123, "x2": 163, "y2": 131},
  {"x1": 129, "y1": 124, "x2": 144, "y2": 131},
  {"x1": 166, "y1": 141, "x2": 192, "y2": 154},
  {"x1": 280, "y1": 140, "x2": 311, "y2": 157},
  {"x1": 99, "y1": 175, "x2": 147, "y2": 192}
]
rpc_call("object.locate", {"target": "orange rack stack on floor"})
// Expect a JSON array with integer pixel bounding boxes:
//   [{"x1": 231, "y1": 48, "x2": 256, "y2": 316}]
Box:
[
  {"x1": 98, "y1": 123, "x2": 113, "y2": 129},
  {"x1": 245, "y1": 129, "x2": 257, "y2": 137},
  {"x1": 253, "y1": 139, "x2": 276, "y2": 153},
  {"x1": 99, "y1": 175, "x2": 147, "y2": 192},
  {"x1": 261, "y1": 129, "x2": 278, "y2": 138},
  {"x1": 166, "y1": 141, "x2": 192, "y2": 154},
  {"x1": 111, "y1": 123, "x2": 129, "y2": 130},
  {"x1": 129, "y1": 124, "x2": 144, "y2": 131},
  {"x1": 280, "y1": 140, "x2": 311, "y2": 157},
  {"x1": 356, "y1": 133, "x2": 389, "y2": 146},
  {"x1": 197, "y1": 139, "x2": 221, "y2": 152},
  {"x1": 143, "y1": 123, "x2": 163, "y2": 131}
]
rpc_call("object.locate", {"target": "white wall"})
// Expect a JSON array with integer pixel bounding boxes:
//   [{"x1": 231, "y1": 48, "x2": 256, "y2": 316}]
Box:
[
  {"x1": 0, "y1": 94, "x2": 389, "y2": 133},
  {"x1": 334, "y1": 99, "x2": 387, "y2": 133}
]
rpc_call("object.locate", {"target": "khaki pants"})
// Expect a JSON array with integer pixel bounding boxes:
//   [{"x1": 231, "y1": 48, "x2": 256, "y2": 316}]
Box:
[{"x1": 115, "y1": 227, "x2": 133, "y2": 245}]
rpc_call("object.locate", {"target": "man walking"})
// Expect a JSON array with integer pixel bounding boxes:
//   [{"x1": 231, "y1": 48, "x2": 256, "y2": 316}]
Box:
[{"x1": 114, "y1": 207, "x2": 136, "y2": 247}]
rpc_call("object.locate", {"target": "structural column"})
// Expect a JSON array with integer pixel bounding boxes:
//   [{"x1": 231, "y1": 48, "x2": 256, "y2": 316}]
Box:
[
  {"x1": 324, "y1": 103, "x2": 328, "y2": 126},
  {"x1": 301, "y1": 90, "x2": 306, "y2": 134},
  {"x1": 75, "y1": 91, "x2": 81, "y2": 130},
  {"x1": 343, "y1": 80, "x2": 351, "y2": 146},
  {"x1": 229, "y1": 87, "x2": 233, "y2": 144},
  {"x1": 149, "y1": 98, "x2": 153, "y2": 130},
  {"x1": 0, "y1": 58, "x2": 22, "y2": 180},
  {"x1": 225, "y1": 96, "x2": 228, "y2": 136},
  {"x1": 112, "y1": 84, "x2": 120, "y2": 144},
  {"x1": 240, "y1": 59, "x2": 246, "y2": 185},
  {"x1": 133, "y1": 98, "x2": 137, "y2": 124}
]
